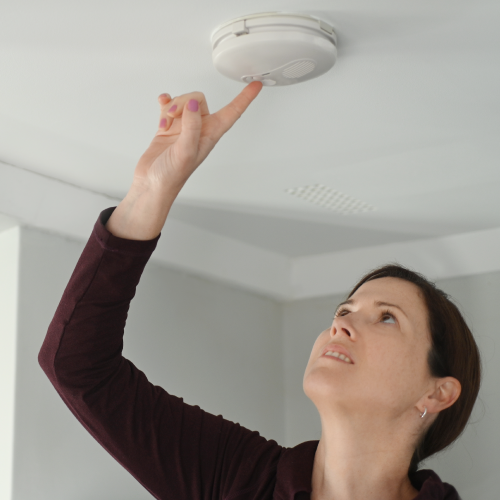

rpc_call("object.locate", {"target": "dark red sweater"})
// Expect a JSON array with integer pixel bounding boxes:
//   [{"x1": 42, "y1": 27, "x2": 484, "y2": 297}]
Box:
[{"x1": 38, "y1": 207, "x2": 461, "y2": 500}]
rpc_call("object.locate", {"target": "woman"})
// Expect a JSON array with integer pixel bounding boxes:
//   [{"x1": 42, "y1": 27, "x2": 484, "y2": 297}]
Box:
[{"x1": 39, "y1": 81, "x2": 481, "y2": 500}]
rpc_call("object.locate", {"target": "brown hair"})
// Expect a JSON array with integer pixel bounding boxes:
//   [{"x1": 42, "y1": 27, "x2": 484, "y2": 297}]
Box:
[{"x1": 347, "y1": 263, "x2": 482, "y2": 478}]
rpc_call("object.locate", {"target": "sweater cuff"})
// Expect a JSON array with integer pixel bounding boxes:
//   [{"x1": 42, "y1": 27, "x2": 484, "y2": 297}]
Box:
[{"x1": 92, "y1": 206, "x2": 161, "y2": 256}]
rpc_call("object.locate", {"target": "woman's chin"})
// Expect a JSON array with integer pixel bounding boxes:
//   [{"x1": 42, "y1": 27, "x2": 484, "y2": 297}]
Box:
[{"x1": 303, "y1": 371, "x2": 350, "y2": 402}]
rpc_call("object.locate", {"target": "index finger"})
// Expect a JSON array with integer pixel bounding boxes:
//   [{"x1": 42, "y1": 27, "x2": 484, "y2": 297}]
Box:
[{"x1": 211, "y1": 81, "x2": 264, "y2": 137}]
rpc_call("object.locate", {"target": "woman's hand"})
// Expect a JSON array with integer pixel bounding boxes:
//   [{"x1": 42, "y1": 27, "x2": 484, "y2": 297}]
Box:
[
  {"x1": 106, "y1": 81, "x2": 263, "y2": 241},
  {"x1": 133, "y1": 80, "x2": 264, "y2": 197}
]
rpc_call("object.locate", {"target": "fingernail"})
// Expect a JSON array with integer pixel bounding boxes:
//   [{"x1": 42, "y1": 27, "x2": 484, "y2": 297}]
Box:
[
  {"x1": 159, "y1": 118, "x2": 166, "y2": 128},
  {"x1": 188, "y1": 99, "x2": 198, "y2": 112},
  {"x1": 168, "y1": 105, "x2": 177, "y2": 113}
]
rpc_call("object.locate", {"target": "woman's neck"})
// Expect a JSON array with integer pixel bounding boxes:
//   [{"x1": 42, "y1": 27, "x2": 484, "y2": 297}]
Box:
[{"x1": 310, "y1": 426, "x2": 420, "y2": 500}]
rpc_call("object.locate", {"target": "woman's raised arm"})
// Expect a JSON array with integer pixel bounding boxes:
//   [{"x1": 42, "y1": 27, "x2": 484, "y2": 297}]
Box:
[{"x1": 38, "y1": 82, "x2": 287, "y2": 500}]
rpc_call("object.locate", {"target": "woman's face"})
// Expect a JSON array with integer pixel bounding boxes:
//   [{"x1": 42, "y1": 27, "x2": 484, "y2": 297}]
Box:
[{"x1": 303, "y1": 277, "x2": 434, "y2": 419}]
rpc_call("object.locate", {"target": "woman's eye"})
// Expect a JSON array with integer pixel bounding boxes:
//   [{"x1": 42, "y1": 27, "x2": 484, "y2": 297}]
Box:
[
  {"x1": 382, "y1": 313, "x2": 396, "y2": 324},
  {"x1": 336, "y1": 308, "x2": 350, "y2": 317}
]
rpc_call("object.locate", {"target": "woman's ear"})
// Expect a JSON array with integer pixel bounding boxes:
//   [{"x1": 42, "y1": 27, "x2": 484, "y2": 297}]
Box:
[{"x1": 427, "y1": 377, "x2": 462, "y2": 413}]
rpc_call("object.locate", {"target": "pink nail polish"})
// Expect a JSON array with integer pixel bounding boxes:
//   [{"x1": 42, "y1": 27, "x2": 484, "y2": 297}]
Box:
[
  {"x1": 188, "y1": 99, "x2": 199, "y2": 112},
  {"x1": 159, "y1": 118, "x2": 166, "y2": 128},
  {"x1": 168, "y1": 105, "x2": 177, "y2": 113}
]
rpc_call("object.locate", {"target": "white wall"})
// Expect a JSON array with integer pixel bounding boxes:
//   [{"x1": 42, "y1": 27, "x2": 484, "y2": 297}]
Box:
[
  {"x1": 11, "y1": 224, "x2": 283, "y2": 500},
  {"x1": 0, "y1": 227, "x2": 19, "y2": 500},
  {"x1": 282, "y1": 271, "x2": 500, "y2": 500}
]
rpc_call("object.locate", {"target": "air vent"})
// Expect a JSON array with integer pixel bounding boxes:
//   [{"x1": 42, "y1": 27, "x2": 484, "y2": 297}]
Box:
[{"x1": 285, "y1": 184, "x2": 376, "y2": 215}]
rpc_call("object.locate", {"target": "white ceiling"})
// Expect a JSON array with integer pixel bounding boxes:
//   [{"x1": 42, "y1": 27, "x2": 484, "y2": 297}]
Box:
[{"x1": 1, "y1": 0, "x2": 500, "y2": 258}]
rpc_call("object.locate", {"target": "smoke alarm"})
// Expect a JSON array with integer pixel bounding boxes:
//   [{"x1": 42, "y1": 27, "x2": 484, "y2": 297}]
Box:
[{"x1": 210, "y1": 11, "x2": 337, "y2": 87}]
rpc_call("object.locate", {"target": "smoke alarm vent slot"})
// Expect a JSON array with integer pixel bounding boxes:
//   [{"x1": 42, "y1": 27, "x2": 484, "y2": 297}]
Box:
[
  {"x1": 283, "y1": 60, "x2": 316, "y2": 79},
  {"x1": 285, "y1": 184, "x2": 376, "y2": 215}
]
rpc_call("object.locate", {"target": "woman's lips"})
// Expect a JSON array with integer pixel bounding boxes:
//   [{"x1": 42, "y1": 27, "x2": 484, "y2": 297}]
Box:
[
  {"x1": 321, "y1": 353, "x2": 353, "y2": 364},
  {"x1": 322, "y1": 343, "x2": 354, "y2": 364}
]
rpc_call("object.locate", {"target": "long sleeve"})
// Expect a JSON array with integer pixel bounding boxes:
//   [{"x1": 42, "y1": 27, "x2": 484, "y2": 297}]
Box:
[{"x1": 38, "y1": 207, "x2": 284, "y2": 500}]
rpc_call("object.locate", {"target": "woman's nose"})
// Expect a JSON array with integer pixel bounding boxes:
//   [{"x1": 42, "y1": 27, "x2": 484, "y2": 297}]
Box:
[{"x1": 331, "y1": 320, "x2": 352, "y2": 338}]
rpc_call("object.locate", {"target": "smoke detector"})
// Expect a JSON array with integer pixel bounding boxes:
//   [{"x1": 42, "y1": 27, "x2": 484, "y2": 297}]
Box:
[{"x1": 211, "y1": 11, "x2": 337, "y2": 87}]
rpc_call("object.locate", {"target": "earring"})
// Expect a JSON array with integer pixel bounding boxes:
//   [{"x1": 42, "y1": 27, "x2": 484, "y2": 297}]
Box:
[{"x1": 420, "y1": 406, "x2": 427, "y2": 418}]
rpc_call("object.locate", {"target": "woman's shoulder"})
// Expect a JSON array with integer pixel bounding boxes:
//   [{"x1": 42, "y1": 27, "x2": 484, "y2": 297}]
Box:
[{"x1": 411, "y1": 469, "x2": 462, "y2": 499}]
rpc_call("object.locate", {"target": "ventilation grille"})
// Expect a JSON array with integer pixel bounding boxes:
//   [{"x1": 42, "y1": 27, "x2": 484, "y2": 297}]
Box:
[
  {"x1": 285, "y1": 184, "x2": 376, "y2": 215},
  {"x1": 283, "y1": 60, "x2": 316, "y2": 79}
]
